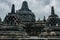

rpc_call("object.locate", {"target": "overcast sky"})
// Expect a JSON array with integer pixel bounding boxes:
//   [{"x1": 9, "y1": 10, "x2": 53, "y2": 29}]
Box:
[{"x1": 0, "y1": 0, "x2": 60, "y2": 21}]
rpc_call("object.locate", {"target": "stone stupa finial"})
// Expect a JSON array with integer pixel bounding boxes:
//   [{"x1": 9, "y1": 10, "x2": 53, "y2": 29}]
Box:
[{"x1": 11, "y1": 4, "x2": 15, "y2": 13}]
